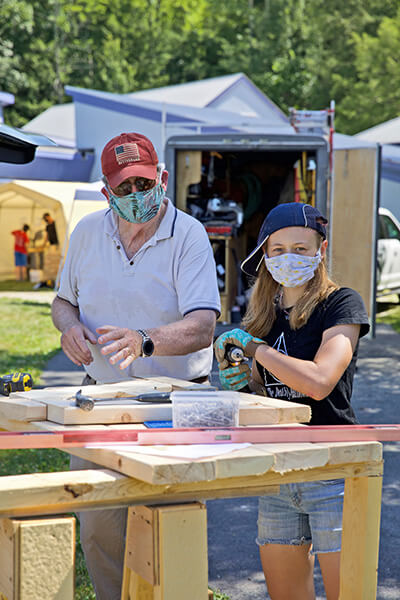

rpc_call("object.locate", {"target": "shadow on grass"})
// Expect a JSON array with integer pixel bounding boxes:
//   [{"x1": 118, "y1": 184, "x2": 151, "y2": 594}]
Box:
[
  {"x1": 0, "y1": 298, "x2": 52, "y2": 309},
  {"x1": 0, "y1": 348, "x2": 61, "y2": 374}
]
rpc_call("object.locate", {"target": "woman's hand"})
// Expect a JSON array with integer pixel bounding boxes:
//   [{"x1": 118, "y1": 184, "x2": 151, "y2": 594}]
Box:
[
  {"x1": 214, "y1": 328, "x2": 265, "y2": 369},
  {"x1": 219, "y1": 363, "x2": 251, "y2": 391}
]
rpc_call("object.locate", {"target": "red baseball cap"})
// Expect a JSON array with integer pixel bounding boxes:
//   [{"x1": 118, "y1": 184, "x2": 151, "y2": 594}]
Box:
[{"x1": 101, "y1": 132, "x2": 159, "y2": 188}]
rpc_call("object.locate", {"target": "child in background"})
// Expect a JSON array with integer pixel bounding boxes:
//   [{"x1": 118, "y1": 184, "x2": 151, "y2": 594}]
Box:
[{"x1": 11, "y1": 224, "x2": 30, "y2": 281}]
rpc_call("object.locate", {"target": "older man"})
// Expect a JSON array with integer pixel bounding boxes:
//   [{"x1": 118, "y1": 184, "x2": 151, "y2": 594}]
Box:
[{"x1": 52, "y1": 132, "x2": 220, "y2": 599}]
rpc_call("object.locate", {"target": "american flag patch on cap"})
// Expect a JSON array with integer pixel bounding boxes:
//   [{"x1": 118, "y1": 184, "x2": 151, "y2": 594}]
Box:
[{"x1": 114, "y1": 143, "x2": 140, "y2": 165}]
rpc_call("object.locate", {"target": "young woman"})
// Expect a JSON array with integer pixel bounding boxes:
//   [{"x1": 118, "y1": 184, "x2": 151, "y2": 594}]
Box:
[{"x1": 214, "y1": 202, "x2": 370, "y2": 600}]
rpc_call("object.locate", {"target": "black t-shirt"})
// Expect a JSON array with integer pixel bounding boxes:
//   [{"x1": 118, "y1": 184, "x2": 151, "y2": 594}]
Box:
[
  {"x1": 256, "y1": 287, "x2": 370, "y2": 425},
  {"x1": 46, "y1": 221, "x2": 58, "y2": 245}
]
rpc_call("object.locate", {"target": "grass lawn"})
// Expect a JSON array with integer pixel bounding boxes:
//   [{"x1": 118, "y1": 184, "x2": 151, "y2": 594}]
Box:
[
  {"x1": 0, "y1": 295, "x2": 229, "y2": 599},
  {"x1": 0, "y1": 297, "x2": 59, "y2": 384},
  {"x1": 0, "y1": 279, "x2": 53, "y2": 292}
]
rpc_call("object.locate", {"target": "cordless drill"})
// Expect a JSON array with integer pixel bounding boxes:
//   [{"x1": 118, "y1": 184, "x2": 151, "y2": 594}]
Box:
[
  {"x1": 225, "y1": 344, "x2": 246, "y2": 366},
  {"x1": 0, "y1": 372, "x2": 33, "y2": 396},
  {"x1": 224, "y1": 345, "x2": 251, "y2": 393}
]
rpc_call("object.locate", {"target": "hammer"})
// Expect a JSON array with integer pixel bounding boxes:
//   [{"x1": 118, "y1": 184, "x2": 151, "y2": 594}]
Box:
[{"x1": 74, "y1": 389, "x2": 172, "y2": 412}]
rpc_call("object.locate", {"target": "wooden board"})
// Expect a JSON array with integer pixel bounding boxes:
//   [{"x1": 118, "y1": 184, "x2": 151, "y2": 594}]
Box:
[
  {"x1": 340, "y1": 474, "x2": 383, "y2": 599},
  {"x1": 7, "y1": 380, "x2": 172, "y2": 425},
  {"x1": 0, "y1": 454, "x2": 383, "y2": 518},
  {"x1": 122, "y1": 503, "x2": 209, "y2": 600},
  {"x1": 0, "y1": 516, "x2": 75, "y2": 600},
  {"x1": 67, "y1": 443, "x2": 275, "y2": 484},
  {"x1": 330, "y1": 147, "x2": 377, "y2": 317},
  {"x1": 237, "y1": 393, "x2": 311, "y2": 425},
  {"x1": 66, "y1": 438, "x2": 382, "y2": 485},
  {"x1": 3, "y1": 383, "x2": 311, "y2": 426},
  {"x1": 12, "y1": 379, "x2": 173, "y2": 402},
  {"x1": 0, "y1": 395, "x2": 47, "y2": 423},
  {"x1": 175, "y1": 150, "x2": 202, "y2": 212},
  {"x1": 139, "y1": 376, "x2": 216, "y2": 391},
  {"x1": 47, "y1": 402, "x2": 174, "y2": 426}
]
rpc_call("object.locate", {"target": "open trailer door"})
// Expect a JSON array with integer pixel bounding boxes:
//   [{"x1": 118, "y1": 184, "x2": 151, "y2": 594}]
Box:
[{"x1": 329, "y1": 141, "x2": 379, "y2": 330}]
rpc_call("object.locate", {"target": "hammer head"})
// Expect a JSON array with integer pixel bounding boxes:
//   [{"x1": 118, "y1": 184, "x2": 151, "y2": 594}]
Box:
[{"x1": 75, "y1": 389, "x2": 95, "y2": 411}]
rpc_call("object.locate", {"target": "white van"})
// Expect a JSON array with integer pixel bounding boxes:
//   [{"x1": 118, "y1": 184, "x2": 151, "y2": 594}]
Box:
[{"x1": 377, "y1": 207, "x2": 400, "y2": 296}]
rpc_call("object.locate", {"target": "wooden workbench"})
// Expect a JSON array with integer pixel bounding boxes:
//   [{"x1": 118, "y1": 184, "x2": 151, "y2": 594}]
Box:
[{"x1": 0, "y1": 379, "x2": 383, "y2": 600}]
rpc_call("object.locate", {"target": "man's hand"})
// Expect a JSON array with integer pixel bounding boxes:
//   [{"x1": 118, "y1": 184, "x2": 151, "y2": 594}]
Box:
[
  {"x1": 214, "y1": 328, "x2": 266, "y2": 369},
  {"x1": 219, "y1": 363, "x2": 251, "y2": 391},
  {"x1": 97, "y1": 325, "x2": 143, "y2": 370},
  {"x1": 61, "y1": 323, "x2": 97, "y2": 366}
]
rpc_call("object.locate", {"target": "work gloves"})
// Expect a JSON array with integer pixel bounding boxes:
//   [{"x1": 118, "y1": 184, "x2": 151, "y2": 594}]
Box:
[
  {"x1": 214, "y1": 328, "x2": 266, "y2": 391},
  {"x1": 219, "y1": 363, "x2": 251, "y2": 391}
]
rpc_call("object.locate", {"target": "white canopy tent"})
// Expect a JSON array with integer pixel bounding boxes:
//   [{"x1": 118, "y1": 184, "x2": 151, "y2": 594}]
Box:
[
  {"x1": 355, "y1": 116, "x2": 400, "y2": 145},
  {"x1": 0, "y1": 179, "x2": 106, "y2": 280}
]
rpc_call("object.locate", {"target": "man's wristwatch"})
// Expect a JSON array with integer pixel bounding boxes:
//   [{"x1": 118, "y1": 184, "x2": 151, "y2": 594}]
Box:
[{"x1": 136, "y1": 329, "x2": 154, "y2": 357}]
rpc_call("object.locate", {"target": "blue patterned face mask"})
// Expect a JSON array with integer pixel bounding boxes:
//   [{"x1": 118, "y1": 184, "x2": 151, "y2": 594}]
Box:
[
  {"x1": 107, "y1": 181, "x2": 165, "y2": 224},
  {"x1": 264, "y1": 251, "x2": 322, "y2": 287}
]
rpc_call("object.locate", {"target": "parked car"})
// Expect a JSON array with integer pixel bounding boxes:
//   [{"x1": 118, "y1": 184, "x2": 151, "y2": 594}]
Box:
[{"x1": 377, "y1": 207, "x2": 400, "y2": 296}]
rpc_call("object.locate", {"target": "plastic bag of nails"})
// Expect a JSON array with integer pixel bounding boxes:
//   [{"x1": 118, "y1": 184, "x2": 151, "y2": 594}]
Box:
[{"x1": 171, "y1": 391, "x2": 240, "y2": 428}]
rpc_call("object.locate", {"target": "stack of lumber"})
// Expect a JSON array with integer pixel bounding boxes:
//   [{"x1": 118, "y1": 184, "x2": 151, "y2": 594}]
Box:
[{"x1": 0, "y1": 376, "x2": 311, "y2": 427}]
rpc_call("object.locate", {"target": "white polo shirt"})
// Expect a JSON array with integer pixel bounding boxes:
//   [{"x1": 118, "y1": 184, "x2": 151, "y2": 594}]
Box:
[{"x1": 57, "y1": 199, "x2": 221, "y2": 383}]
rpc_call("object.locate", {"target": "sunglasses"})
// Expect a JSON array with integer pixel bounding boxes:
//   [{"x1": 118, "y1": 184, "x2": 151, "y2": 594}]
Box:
[{"x1": 103, "y1": 176, "x2": 156, "y2": 197}]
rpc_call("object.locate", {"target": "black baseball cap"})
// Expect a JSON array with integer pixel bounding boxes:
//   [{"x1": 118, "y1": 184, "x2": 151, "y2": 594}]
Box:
[{"x1": 241, "y1": 202, "x2": 328, "y2": 277}]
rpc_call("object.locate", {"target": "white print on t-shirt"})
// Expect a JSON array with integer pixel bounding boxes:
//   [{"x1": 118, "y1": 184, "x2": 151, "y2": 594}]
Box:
[{"x1": 262, "y1": 332, "x2": 306, "y2": 399}]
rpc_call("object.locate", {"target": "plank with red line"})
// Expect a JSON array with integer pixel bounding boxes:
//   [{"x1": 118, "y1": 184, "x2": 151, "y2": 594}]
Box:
[{"x1": 0, "y1": 424, "x2": 399, "y2": 450}]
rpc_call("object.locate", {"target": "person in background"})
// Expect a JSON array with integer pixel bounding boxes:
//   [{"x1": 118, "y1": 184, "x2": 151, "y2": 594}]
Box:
[
  {"x1": 11, "y1": 224, "x2": 30, "y2": 281},
  {"x1": 51, "y1": 131, "x2": 221, "y2": 600},
  {"x1": 42, "y1": 212, "x2": 58, "y2": 247},
  {"x1": 31, "y1": 214, "x2": 59, "y2": 289},
  {"x1": 214, "y1": 202, "x2": 370, "y2": 600}
]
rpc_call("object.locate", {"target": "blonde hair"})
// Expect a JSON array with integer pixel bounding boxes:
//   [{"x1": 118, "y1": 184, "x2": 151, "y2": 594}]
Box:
[{"x1": 242, "y1": 241, "x2": 339, "y2": 338}]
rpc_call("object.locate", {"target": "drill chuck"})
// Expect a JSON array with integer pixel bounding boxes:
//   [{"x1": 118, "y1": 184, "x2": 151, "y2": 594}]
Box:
[{"x1": 225, "y1": 345, "x2": 245, "y2": 365}]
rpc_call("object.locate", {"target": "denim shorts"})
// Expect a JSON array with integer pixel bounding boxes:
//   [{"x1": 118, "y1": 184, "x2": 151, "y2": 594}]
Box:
[
  {"x1": 15, "y1": 251, "x2": 27, "y2": 267},
  {"x1": 256, "y1": 479, "x2": 344, "y2": 554}
]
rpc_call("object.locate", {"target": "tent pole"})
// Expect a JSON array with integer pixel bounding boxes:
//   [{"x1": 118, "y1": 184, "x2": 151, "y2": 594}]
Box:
[{"x1": 55, "y1": 196, "x2": 75, "y2": 291}]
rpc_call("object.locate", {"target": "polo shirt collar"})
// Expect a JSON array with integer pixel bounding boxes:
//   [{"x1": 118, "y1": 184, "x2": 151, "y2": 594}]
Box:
[{"x1": 154, "y1": 198, "x2": 177, "y2": 241}]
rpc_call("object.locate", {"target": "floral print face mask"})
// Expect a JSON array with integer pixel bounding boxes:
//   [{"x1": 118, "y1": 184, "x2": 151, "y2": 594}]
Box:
[{"x1": 264, "y1": 251, "x2": 322, "y2": 287}]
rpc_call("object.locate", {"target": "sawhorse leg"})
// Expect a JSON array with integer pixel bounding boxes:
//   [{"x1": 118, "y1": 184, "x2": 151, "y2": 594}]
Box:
[
  {"x1": 340, "y1": 471, "x2": 383, "y2": 599},
  {"x1": 121, "y1": 502, "x2": 209, "y2": 600},
  {"x1": 0, "y1": 516, "x2": 75, "y2": 600}
]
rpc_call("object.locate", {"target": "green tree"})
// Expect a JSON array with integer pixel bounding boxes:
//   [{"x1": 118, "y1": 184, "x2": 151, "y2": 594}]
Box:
[
  {"x1": 1, "y1": 0, "x2": 399, "y2": 134},
  {"x1": 163, "y1": 0, "x2": 313, "y2": 111},
  {"x1": 0, "y1": 0, "x2": 34, "y2": 125},
  {"x1": 339, "y1": 6, "x2": 400, "y2": 134},
  {"x1": 300, "y1": 0, "x2": 399, "y2": 132},
  {"x1": 1, "y1": 0, "x2": 215, "y2": 125}
]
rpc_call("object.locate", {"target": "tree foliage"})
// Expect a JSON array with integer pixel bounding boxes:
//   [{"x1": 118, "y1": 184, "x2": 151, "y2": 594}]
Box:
[
  {"x1": 0, "y1": 0, "x2": 399, "y2": 133},
  {"x1": 338, "y1": 5, "x2": 400, "y2": 133}
]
